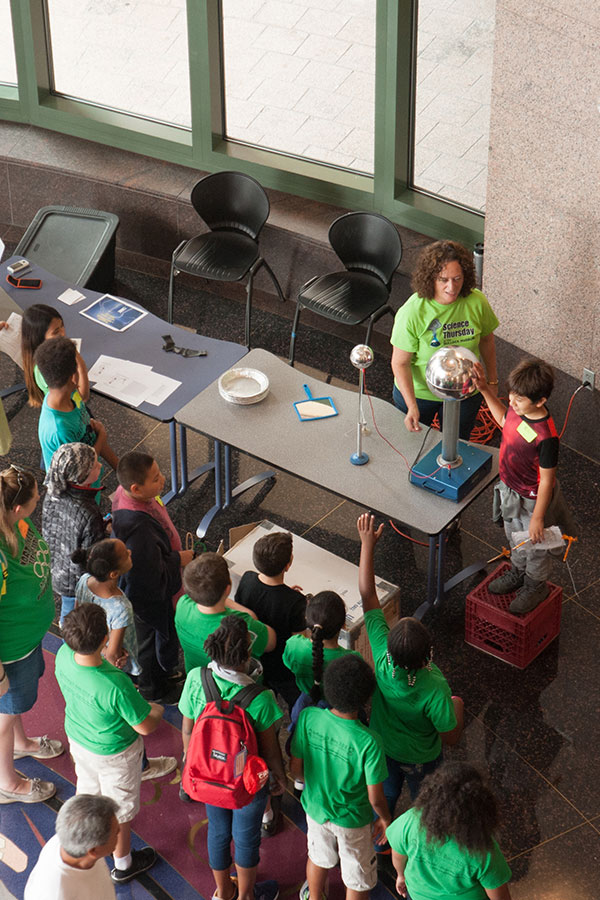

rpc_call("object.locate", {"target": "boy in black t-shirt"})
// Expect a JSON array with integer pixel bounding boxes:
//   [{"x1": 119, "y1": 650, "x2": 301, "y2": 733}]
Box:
[
  {"x1": 473, "y1": 357, "x2": 574, "y2": 614},
  {"x1": 235, "y1": 531, "x2": 306, "y2": 709}
]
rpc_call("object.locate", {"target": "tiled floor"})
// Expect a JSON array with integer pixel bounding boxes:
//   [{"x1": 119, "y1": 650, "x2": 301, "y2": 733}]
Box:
[
  {"x1": 3, "y1": 0, "x2": 494, "y2": 211},
  {"x1": 1, "y1": 253, "x2": 600, "y2": 899}
]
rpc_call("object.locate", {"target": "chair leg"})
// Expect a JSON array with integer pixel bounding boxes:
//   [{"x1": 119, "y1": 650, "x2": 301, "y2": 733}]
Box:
[
  {"x1": 167, "y1": 241, "x2": 186, "y2": 324},
  {"x1": 261, "y1": 259, "x2": 286, "y2": 302},
  {"x1": 245, "y1": 271, "x2": 255, "y2": 349},
  {"x1": 365, "y1": 304, "x2": 394, "y2": 346},
  {"x1": 288, "y1": 301, "x2": 302, "y2": 367}
]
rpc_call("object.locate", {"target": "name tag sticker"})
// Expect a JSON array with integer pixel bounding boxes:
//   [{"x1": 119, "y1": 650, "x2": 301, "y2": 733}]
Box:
[{"x1": 517, "y1": 420, "x2": 537, "y2": 443}]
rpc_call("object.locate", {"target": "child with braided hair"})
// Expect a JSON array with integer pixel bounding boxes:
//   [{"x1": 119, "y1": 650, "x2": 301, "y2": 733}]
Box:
[{"x1": 283, "y1": 591, "x2": 362, "y2": 712}]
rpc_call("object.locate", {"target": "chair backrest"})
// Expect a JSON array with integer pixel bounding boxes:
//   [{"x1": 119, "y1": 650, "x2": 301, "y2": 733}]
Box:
[
  {"x1": 190, "y1": 171, "x2": 270, "y2": 240},
  {"x1": 328, "y1": 212, "x2": 402, "y2": 287}
]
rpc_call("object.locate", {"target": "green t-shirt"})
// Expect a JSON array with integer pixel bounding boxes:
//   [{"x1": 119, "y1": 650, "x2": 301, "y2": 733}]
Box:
[
  {"x1": 365, "y1": 609, "x2": 456, "y2": 763},
  {"x1": 282, "y1": 634, "x2": 361, "y2": 694},
  {"x1": 178, "y1": 667, "x2": 283, "y2": 732},
  {"x1": 390, "y1": 289, "x2": 499, "y2": 400},
  {"x1": 0, "y1": 519, "x2": 54, "y2": 662},
  {"x1": 54, "y1": 644, "x2": 151, "y2": 755},
  {"x1": 174, "y1": 596, "x2": 269, "y2": 672},
  {"x1": 291, "y1": 706, "x2": 387, "y2": 828},
  {"x1": 387, "y1": 809, "x2": 511, "y2": 900}
]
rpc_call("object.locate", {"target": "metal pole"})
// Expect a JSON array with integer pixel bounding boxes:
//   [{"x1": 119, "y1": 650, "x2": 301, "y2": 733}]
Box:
[{"x1": 438, "y1": 399, "x2": 462, "y2": 466}]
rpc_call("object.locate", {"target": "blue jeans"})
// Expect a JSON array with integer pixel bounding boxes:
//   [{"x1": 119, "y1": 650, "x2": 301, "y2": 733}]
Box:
[
  {"x1": 206, "y1": 784, "x2": 269, "y2": 870},
  {"x1": 60, "y1": 595, "x2": 76, "y2": 627},
  {"x1": 384, "y1": 753, "x2": 442, "y2": 815},
  {"x1": 392, "y1": 385, "x2": 482, "y2": 441}
]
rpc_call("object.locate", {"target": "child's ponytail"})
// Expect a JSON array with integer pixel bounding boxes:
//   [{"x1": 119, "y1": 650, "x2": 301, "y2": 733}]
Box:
[
  {"x1": 310, "y1": 623, "x2": 324, "y2": 703},
  {"x1": 74, "y1": 538, "x2": 121, "y2": 582},
  {"x1": 306, "y1": 591, "x2": 346, "y2": 703}
]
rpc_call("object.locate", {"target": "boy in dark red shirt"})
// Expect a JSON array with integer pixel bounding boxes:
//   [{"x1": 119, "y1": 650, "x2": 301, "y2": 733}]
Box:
[{"x1": 473, "y1": 357, "x2": 573, "y2": 614}]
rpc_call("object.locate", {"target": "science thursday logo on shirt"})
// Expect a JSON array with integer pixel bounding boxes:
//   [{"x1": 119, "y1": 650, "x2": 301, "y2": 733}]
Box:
[{"x1": 428, "y1": 318, "x2": 476, "y2": 347}]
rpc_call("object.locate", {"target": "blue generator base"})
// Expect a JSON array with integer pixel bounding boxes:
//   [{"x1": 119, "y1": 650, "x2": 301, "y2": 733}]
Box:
[{"x1": 410, "y1": 441, "x2": 493, "y2": 502}]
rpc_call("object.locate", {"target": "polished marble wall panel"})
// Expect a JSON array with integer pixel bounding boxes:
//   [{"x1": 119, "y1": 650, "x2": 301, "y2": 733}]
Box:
[{"x1": 484, "y1": 2, "x2": 600, "y2": 381}]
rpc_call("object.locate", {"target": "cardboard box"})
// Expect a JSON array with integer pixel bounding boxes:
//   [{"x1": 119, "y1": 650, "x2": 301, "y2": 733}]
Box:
[{"x1": 223, "y1": 520, "x2": 400, "y2": 667}]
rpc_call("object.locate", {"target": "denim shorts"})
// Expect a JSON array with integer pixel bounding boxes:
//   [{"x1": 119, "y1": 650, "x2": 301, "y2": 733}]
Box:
[{"x1": 0, "y1": 643, "x2": 45, "y2": 715}]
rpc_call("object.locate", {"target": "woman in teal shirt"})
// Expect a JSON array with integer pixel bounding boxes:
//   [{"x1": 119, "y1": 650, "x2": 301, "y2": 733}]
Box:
[
  {"x1": 387, "y1": 762, "x2": 512, "y2": 900},
  {"x1": 0, "y1": 464, "x2": 63, "y2": 805}
]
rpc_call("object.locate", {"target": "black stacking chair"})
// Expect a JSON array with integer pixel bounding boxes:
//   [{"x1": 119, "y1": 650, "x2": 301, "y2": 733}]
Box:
[
  {"x1": 167, "y1": 171, "x2": 285, "y2": 347},
  {"x1": 288, "y1": 211, "x2": 402, "y2": 366}
]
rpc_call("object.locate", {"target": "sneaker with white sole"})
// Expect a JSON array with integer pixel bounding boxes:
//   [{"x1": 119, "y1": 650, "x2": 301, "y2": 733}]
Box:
[
  {"x1": 141, "y1": 756, "x2": 177, "y2": 781},
  {"x1": 299, "y1": 881, "x2": 327, "y2": 900},
  {"x1": 110, "y1": 846, "x2": 156, "y2": 884},
  {"x1": 0, "y1": 778, "x2": 56, "y2": 804},
  {"x1": 13, "y1": 735, "x2": 64, "y2": 760}
]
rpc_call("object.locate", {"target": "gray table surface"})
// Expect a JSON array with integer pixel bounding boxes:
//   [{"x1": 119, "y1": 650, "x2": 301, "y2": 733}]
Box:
[
  {"x1": 176, "y1": 348, "x2": 499, "y2": 536},
  {"x1": 2, "y1": 257, "x2": 247, "y2": 421}
]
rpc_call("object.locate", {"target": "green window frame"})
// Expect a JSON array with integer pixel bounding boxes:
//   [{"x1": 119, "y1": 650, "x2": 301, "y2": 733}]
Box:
[{"x1": 1, "y1": 0, "x2": 483, "y2": 245}]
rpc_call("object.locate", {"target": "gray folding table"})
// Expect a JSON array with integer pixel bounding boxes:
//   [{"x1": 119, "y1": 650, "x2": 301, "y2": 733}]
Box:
[{"x1": 176, "y1": 348, "x2": 500, "y2": 615}]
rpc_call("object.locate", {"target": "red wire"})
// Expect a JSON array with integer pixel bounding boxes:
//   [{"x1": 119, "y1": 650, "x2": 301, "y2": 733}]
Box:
[
  {"x1": 388, "y1": 518, "x2": 438, "y2": 548},
  {"x1": 363, "y1": 373, "x2": 447, "y2": 480}
]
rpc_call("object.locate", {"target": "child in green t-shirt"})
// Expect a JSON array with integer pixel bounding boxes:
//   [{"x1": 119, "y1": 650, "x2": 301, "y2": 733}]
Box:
[
  {"x1": 387, "y1": 762, "x2": 512, "y2": 900},
  {"x1": 179, "y1": 615, "x2": 285, "y2": 900},
  {"x1": 174, "y1": 552, "x2": 275, "y2": 673},
  {"x1": 290, "y1": 653, "x2": 390, "y2": 900},
  {"x1": 357, "y1": 514, "x2": 464, "y2": 833},
  {"x1": 56, "y1": 603, "x2": 165, "y2": 885}
]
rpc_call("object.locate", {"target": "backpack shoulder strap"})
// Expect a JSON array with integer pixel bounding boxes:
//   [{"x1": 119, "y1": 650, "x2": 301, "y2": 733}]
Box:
[
  {"x1": 233, "y1": 682, "x2": 267, "y2": 711},
  {"x1": 201, "y1": 667, "x2": 223, "y2": 708}
]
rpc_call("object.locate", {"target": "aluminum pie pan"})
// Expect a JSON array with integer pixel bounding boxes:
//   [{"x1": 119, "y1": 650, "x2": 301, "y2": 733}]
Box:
[{"x1": 218, "y1": 367, "x2": 270, "y2": 405}]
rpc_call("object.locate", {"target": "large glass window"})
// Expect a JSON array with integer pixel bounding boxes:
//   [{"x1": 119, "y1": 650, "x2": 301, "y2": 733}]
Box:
[
  {"x1": 221, "y1": 0, "x2": 376, "y2": 174},
  {"x1": 44, "y1": 0, "x2": 191, "y2": 127},
  {"x1": 0, "y1": 0, "x2": 18, "y2": 85},
  {"x1": 412, "y1": 0, "x2": 495, "y2": 212}
]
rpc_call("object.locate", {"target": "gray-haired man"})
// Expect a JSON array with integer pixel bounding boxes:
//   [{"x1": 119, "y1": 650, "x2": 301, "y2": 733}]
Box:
[{"x1": 24, "y1": 794, "x2": 118, "y2": 899}]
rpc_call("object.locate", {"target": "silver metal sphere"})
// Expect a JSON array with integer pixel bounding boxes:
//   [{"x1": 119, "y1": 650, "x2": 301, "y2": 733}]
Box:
[
  {"x1": 425, "y1": 346, "x2": 479, "y2": 400},
  {"x1": 350, "y1": 344, "x2": 374, "y2": 369}
]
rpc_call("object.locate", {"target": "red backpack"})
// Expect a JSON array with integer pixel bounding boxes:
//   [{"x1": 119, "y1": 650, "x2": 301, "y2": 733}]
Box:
[{"x1": 182, "y1": 668, "x2": 269, "y2": 809}]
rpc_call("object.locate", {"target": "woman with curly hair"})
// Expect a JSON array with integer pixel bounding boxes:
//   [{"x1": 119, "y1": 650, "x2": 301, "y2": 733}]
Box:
[
  {"x1": 387, "y1": 761, "x2": 512, "y2": 899},
  {"x1": 391, "y1": 240, "x2": 499, "y2": 439}
]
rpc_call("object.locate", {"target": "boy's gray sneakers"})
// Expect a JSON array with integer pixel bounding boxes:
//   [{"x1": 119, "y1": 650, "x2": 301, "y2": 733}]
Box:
[
  {"x1": 488, "y1": 567, "x2": 524, "y2": 595},
  {"x1": 510, "y1": 579, "x2": 549, "y2": 615}
]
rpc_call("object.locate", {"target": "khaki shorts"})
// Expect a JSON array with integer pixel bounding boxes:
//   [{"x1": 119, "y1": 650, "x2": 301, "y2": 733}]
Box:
[
  {"x1": 306, "y1": 814, "x2": 377, "y2": 892},
  {"x1": 69, "y1": 735, "x2": 144, "y2": 823}
]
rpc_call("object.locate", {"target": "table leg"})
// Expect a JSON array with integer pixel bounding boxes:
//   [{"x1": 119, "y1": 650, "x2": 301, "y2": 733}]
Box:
[
  {"x1": 162, "y1": 420, "x2": 179, "y2": 504},
  {"x1": 413, "y1": 535, "x2": 439, "y2": 621},
  {"x1": 435, "y1": 530, "x2": 446, "y2": 608},
  {"x1": 196, "y1": 440, "x2": 224, "y2": 539},
  {"x1": 174, "y1": 423, "x2": 218, "y2": 501}
]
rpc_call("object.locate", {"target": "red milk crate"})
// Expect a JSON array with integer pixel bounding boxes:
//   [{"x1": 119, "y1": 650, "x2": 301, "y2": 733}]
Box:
[{"x1": 465, "y1": 563, "x2": 562, "y2": 669}]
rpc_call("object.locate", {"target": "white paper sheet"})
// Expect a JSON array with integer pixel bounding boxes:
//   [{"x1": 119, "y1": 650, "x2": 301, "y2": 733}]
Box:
[
  {"x1": 92, "y1": 374, "x2": 154, "y2": 407},
  {"x1": 58, "y1": 288, "x2": 86, "y2": 306},
  {"x1": 88, "y1": 355, "x2": 152, "y2": 383},
  {"x1": 142, "y1": 370, "x2": 181, "y2": 406},
  {"x1": 0, "y1": 312, "x2": 23, "y2": 367}
]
